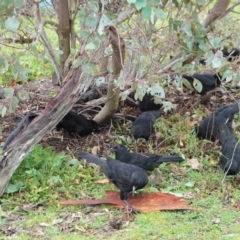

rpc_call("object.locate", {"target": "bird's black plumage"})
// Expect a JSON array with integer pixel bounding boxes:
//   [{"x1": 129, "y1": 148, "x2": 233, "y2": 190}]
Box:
[
  {"x1": 78, "y1": 151, "x2": 148, "y2": 210},
  {"x1": 132, "y1": 110, "x2": 161, "y2": 140},
  {"x1": 138, "y1": 93, "x2": 162, "y2": 112},
  {"x1": 219, "y1": 132, "x2": 240, "y2": 176},
  {"x1": 222, "y1": 46, "x2": 240, "y2": 62},
  {"x1": 3, "y1": 112, "x2": 38, "y2": 150},
  {"x1": 182, "y1": 73, "x2": 221, "y2": 95},
  {"x1": 110, "y1": 143, "x2": 184, "y2": 171},
  {"x1": 195, "y1": 103, "x2": 240, "y2": 141},
  {"x1": 216, "y1": 107, "x2": 240, "y2": 175},
  {"x1": 56, "y1": 111, "x2": 98, "y2": 137}
]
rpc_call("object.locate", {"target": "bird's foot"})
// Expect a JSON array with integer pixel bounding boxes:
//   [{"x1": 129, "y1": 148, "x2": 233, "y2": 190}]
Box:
[{"x1": 123, "y1": 200, "x2": 140, "y2": 215}]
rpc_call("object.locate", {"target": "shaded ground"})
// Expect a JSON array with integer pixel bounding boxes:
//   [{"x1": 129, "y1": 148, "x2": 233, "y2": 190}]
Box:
[{"x1": 1, "y1": 79, "x2": 239, "y2": 155}]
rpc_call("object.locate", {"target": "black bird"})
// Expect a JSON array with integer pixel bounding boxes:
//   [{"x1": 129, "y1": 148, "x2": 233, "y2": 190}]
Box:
[
  {"x1": 199, "y1": 46, "x2": 240, "y2": 65},
  {"x1": 56, "y1": 111, "x2": 98, "y2": 137},
  {"x1": 182, "y1": 73, "x2": 221, "y2": 95},
  {"x1": 138, "y1": 93, "x2": 162, "y2": 112},
  {"x1": 78, "y1": 151, "x2": 148, "y2": 211},
  {"x1": 195, "y1": 101, "x2": 240, "y2": 141},
  {"x1": 216, "y1": 107, "x2": 240, "y2": 175},
  {"x1": 132, "y1": 109, "x2": 161, "y2": 140},
  {"x1": 3, "y1": 112, "x2": 38, "y2": 150},
  {"x1": 110, "y1": 143, "x2": 184, "y2": 171},
  {"x1": 221, "y1": 46, "x2": 240, "y2": 62}
]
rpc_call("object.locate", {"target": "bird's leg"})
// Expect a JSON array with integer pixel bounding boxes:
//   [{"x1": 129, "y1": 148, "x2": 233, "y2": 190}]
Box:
[
  {"x1": 123, "y1": 200, "x2": 140, "y2": 214},
  {"x1": 120, "y1": 192, "x2": 140, "y2": 214}
]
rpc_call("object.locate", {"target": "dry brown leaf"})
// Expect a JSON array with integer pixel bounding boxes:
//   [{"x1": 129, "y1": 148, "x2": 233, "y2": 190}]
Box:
[
  {"x1": 187, "y1": 158, "x2": 202, "y2": 170},
  {"x1": 94, "y1": 178, "x2": 109, "y2": 184},
  {"x1": 59, "y1": 190, "x2": 195, "y2": 212},
  {"x1": 91, "y1": 146, "x2": 100, "y2": 155}
]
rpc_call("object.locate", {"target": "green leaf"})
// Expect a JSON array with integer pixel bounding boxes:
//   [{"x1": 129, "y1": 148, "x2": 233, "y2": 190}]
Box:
[
  {"x1": 212, "y1": 56, "x2": 222, "y2": 68},
  {"x1": 183, "y1": 22, "x2": 192, "y2": 36},
  {"x1": 183, "y1": 78, "x2": 195, "y2": 91},
  {"x1": 85, "y1": 13, "x2": 98, "y2": 27},
  {"x1": 162, "y1": 101, "x2": 175, "y2": 112},
  {"x1": 135, "y1": 84, "x2": 147, "y2": 100},
  {"x1": 222, "y1": 70, "x2": 233, "y2": 82},
  {"x1": 9, "y1": 96, "x2": 19, "y2": 113},
  {"x1": 55, "y1": 49, "x2": 64, "y2": 56},
  {"x1": 131, "y1": 82, "x2": 138, "y2": 91},
  {"x1": 151, "y1": 84, "x2": 165, "y2": 98},
  {"x1": 127, "y1": 0, "x2": 136, "y2": 3},
  {"x1": 154, "y1": 8, "x2": 166, "y2": 20},
  {"x1": 17, "y1": 89, "x2": 29, "y2": 101},
  {"x1": 142, "y1": 4, "x2": 152, "y2": 20},
  {"x1": 174, "y1": 75, "x2": 182, "y2": 87},
  {"x1": 5, "y1": 16, "x2": 19, "y2": 32},
  {"x1": 121, "y1": 89, "x2": 131, "y2": 101},
  {"x1": 185, "y1": 181, "x2": 195, "y2": 187},
  {"x1": 4, "y1": 87, "x2": 14, "y2": 98},
  {"x1": 0, "y1": 105, "x2": 7, "y2": 117},
  {"x1": 72, "y1": 58, "x2": 82, "y2": 68},
  {"x1": 135, "y1": 0, "x2": 147, "y2": 10},
  {"x1": 210, "y1": 37, "x2": 222, "y2": 48},
  {"x1": 67, "y1": 159, "x2": 79, "y2": 167},
  {"x1": 86, "y1": 42, "x2": 96, "y2": 50},
  {"x1": 79, "y1": 30, "x2": 90, "y2": 38},
  {"x1": 96, "y1": 77, "x2": 105, "y2": 86},
  {"x1": 82, "y1": 63, "x2": 96, "y2": 75},
  {"x1": 149, "y1": 0, "x2": 160, "y2": 6},
  {"x1": 193, "y1": 78, "x2": 203, "y2": 93},
  {"x1": 98, "y1": 14, "x2": 111, "y2": 35},
  {"x1": 7, "y1": 184, "x2": 19, "y2": 193}
]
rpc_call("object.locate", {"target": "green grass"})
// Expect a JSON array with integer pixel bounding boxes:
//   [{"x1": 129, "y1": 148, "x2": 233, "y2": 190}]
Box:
[{"x1": 1, "y1": 109, "x2": 240, "y2": 239}]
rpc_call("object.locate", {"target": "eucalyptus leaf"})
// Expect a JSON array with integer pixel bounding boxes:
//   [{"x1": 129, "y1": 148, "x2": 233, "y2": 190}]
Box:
[
  {"x1": 82, "y1": 63, "x2": 96, "y2": 75},
  {"x1": 5, "y1": 16, "x2": 19, "y2": 32},
  {"x1": 162, "y1": 101, "x2": 175, "y2": 112},
  {"x1": 9, "y1": 96, "x2": 19, "y2": 113},
  {"x1": 98, "y1": 14, "x2": 111, "y2": 35},
  {"x1": 135, "y1": 0, "x2": 147, "y2": 10},
  {"x1": 96, "y1": 77, "x2": 105, "y2": 86},
  {"x1": 4, "y1": 87, "x2": 14, "y2": 98},
  {"x1": 86, "y1": 42, "x2": 96, "y2": 50},
  {"x1": 1, "y1": 106, "x2": 7, "y2": 117},
  {"x1": 185, "y1": 181, "x2": 195, "y2": 187},
  {"x1": 17, "y1": 89, "x2": 29, "y2": 101},
  {"x1": 193, "y1": 78, "x2": 203, "y2": 93},
  {"x1": 150, "y1": 85, "x2": 165, "y2": 98},
  {"x1": 154, "y1": 8, "x2": 166, "y2": 20},
  {"x1": 142, "y1": 4, "x2": 151, "y2": 20},
  {"x1": 85, "y1": 13, "x2": 98, "y2": 27},
  {"x1": 183, "y1": 78, "x2": 195, "y2": 92}
]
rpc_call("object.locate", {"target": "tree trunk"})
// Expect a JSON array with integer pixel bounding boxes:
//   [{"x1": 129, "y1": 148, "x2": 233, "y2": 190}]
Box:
[
  {"x1": 57, "y1": 0, "x2": 71, "y2": 78},
  {"x1": 203, "y1": 0, "x2": 231, "y2": 27},
  {"x1": 0, "y1": 67, "x2": 94, "y2": 197},
  {"x1": 94, "y1": 27, "x2": 125, "y2": 124}
]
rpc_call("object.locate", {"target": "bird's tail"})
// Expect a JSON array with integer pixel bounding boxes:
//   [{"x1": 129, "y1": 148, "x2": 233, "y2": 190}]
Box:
[
  {"x1": 78, "y1": 151, "x2": 106, "y2": 168},
  {"x1": 159, "y1": 155, "x2": 184, "y2": 163}
]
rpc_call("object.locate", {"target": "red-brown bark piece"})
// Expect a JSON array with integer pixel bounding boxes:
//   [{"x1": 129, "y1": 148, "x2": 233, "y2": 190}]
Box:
[{"x1": 59, "y1": 191, "x2": 195, "y2": 212}]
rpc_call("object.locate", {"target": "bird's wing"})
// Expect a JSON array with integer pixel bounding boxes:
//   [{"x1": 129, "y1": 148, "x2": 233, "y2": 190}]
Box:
[{"x1": 192, "y1": 74, "x2": 215, "y2": 86}]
